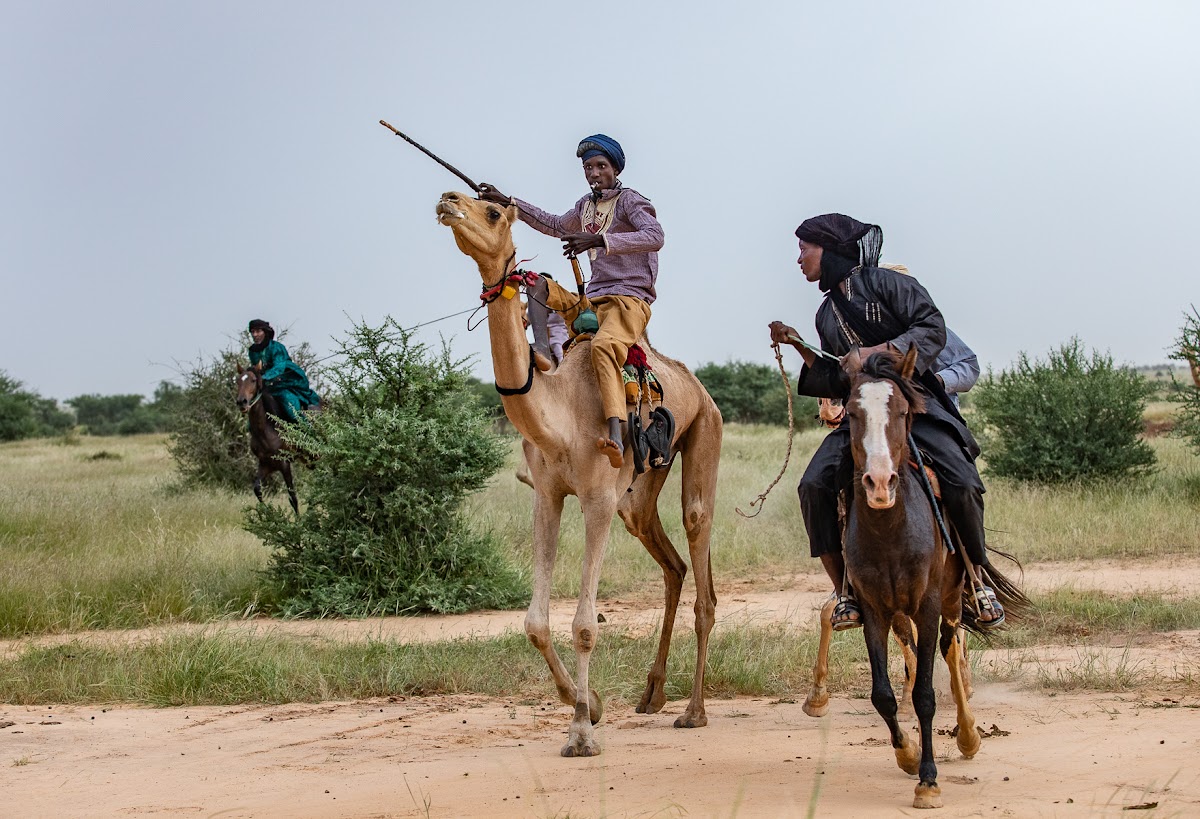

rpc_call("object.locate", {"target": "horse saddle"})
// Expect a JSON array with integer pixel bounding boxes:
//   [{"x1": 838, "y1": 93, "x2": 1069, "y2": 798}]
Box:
[{"x1": 627, "y1": 406, "x2": 676, "y2": 474}]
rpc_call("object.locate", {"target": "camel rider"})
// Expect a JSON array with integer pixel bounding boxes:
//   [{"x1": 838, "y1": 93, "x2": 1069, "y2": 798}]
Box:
[
  {"x1": 479, "y1": 134, "x2": 664, "y2": 468},
  {"x1": 247, "y1": 319, "x2": 320, "y2": 423},
  {"x1": 767, "y1": 213, "x2": 1005, "y2": 631}
]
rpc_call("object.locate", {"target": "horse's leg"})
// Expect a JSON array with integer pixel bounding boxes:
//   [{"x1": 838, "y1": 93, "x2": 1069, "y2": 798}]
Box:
[
  {"x1": 560, "y1": 488, "x2": 619, "y2": 757},
  {"x1": 863, "y1": 606, "x2": 919, "y2": 777},
  {"x1": 523, "y1": 493, "x2": 583, "y2": 720},
  {"x1": 617, "y1": 469, "x2": 684, "y2": 717},
  {"x1": 912, "y1": 598, "x2": 943, "y2": 809},
  {"x1": 253, "y1": 464, "x2": 266, "y2": 503},
  {"x1": 803, "y1": 594, "x2": 836, "y2": 717},
  {"x1": 280, "y1": 461, "x2": 299, "y2": 515},
  {"x1": 941, "y1": 554, "x2": 979, "y2": 758},
  {"x1": 675, "y1": 420, "x2": 720, "y2": 729},
  {"x1": 892, "y1": 614, "x2": 918, "y2": 715}
]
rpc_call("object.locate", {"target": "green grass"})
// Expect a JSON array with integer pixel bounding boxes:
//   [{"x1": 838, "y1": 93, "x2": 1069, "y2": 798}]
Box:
[
  {"x1": 0, "y1": 435, "x2": 270, "y2": 637},
  {"x1": 0, "y1": 623, "x2": 869, "y2": 707},
  {"x1": 4, "y1": 426, "x2": 1200, "y2": 641}
]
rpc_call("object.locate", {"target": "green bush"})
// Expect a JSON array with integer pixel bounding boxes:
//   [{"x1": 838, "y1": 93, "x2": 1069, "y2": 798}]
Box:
[
  {"x1": 972, "y1": 338, "x2": 1156, "y2": 484},
  {"x1": 0, "y1": 371, "x2": 74, "y2": 441},
  {"x1": 1168, "y1": 305, "x2": 1200, "y2": 455},
  {"x1": 167, "y1": 332, "x2": 318, "y2": 490},
  {"x1": 694, "y1": 360, "x2": 818, "y2": 427},
  {"x1": 245, "y1": 318, "x2": 527, "y2": 617}
]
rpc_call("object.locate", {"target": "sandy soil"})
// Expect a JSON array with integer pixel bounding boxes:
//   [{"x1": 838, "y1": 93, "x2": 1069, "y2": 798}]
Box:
[{"x1": 5, "y1": 558, "x2": 1200, "y2": 817}]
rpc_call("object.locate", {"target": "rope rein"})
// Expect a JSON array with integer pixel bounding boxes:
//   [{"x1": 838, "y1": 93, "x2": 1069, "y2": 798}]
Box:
[{"x1": 736, "y1": 341, "x2": 796, "y2": 518}]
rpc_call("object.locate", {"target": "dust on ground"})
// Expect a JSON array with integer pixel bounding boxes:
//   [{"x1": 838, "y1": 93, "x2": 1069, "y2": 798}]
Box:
[{"x1": 4, "y1": 557, "x2": 1200, "y2": 817}]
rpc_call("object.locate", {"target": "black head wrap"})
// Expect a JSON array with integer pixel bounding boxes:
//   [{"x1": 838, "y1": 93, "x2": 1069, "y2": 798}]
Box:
[
  {"x1": 248, "y1": 319, "x2": 275, "y2": 351},
  {"x1": 795, "y1": 213, "x2": 883, "y2": 292}
]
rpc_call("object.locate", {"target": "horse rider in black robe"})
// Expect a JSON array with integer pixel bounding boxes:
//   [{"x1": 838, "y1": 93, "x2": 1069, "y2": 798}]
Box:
[{"x1": 768, "y1": 213, "x2": 1005, "y2": 631}]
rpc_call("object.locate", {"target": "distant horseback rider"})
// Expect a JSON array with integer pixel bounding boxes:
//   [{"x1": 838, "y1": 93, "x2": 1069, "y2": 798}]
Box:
[
  {"x1": 478, "y1": 134, "x2": 664, "y2": 468},
  {"x1": 768, "y1": 214, "x2": 1005, "y2": 631},
  {"x1": 247, "y1": 319, "x2": 320, "y2": 423}
]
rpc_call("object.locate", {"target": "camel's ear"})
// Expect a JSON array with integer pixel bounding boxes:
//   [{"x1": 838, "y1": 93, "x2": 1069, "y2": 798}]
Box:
[
  {"x1": 505, "y1": 202, "x2": 519, "y2": 224},
  {"x1": 842, "y1": 346, "x2": 863, "y2": 376},
  {"x1": 900, "y1": 343, "x2": 919, "y2": 380}
]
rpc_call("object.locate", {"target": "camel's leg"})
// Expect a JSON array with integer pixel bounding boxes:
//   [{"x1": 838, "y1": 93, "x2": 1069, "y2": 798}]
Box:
[
  {"x1": 862, "y1": 605, "x2": 919, "y2": 778},
  {"x1": 561, "y1": 489, "x2": 619, "y2": 758},
  {"x1": 618, "y1": 469, "x2": 686, "y2": 717},
  {"x1": 912, "y1": 598, "x2": 943, "y2": 809},
  {"x1": 280, "y1": 461, "x2": 299, "y2": 515},
  {"x1": 523, "y1": 492, "x2": 578, "y2": 713},
  {"x1": 803, "y1": 594, "x2": 836, "y2": 717},
  {"x1": 892, "y1": 615, "x2": 918, "y2": 715},
  {"x1": 674, "y1": 417, "x2": 720, "y2": 729},
  {"x1": 515, "y1": 446, "x2": 535, "y2": 489}
]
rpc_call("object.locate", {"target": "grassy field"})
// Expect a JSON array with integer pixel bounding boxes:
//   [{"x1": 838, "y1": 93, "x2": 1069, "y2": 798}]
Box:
[{"x1": 3, "y1": 426, "x2": 1200, "y2": 641}]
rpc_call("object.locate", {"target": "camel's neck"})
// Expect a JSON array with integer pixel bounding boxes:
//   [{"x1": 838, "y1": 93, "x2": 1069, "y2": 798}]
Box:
[{"x1": 477, "y1": 258, "x2": 558, "y2": 446}]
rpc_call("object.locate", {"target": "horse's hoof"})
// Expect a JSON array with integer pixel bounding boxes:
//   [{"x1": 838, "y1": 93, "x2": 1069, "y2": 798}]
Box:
[
  {"x1": 673, "y1": 712, "x2": 707, "y2": 729},
  {"x1": 895, "y1": 737, "x2": 921, "y2": 776},
  {"x1": 957, "y1": 725, "x2": 981, "y2": 758},
  {"x1": 802, "y1": 690, "x2": 829, "y2": 717},
  {"x1": 588, "y1": 688, "x2": 604, "y2": 726},
  {"x1": 913, "y1": 783, "x2": 942, "y2": 809}
]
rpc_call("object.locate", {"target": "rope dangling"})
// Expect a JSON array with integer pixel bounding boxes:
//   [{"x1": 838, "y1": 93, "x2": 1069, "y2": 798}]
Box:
[{"x1": 736, "y1": 341, "x2": 797, "y2": 518}]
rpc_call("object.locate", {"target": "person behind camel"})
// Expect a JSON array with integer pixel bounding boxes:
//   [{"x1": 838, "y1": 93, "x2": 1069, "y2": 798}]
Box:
[
  {"x1": 479, "y1": 134, "x2": 664, "y2": 468},
  {"x1": 247, "y1": 319, "x2": 320, "y2": 423},
  {"x1": 767, "y1": 214, "x2": 1005, "y2": 631}
]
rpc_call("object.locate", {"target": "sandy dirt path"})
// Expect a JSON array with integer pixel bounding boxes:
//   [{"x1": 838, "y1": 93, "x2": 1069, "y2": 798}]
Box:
[{"x1": 4, "y1": 558, "x2": 1200, "y2": 817}]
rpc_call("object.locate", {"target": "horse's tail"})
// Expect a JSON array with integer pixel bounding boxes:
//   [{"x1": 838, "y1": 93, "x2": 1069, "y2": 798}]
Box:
[{"x1": 959, "y1": 546, "x2": 1033, "y2": 642}]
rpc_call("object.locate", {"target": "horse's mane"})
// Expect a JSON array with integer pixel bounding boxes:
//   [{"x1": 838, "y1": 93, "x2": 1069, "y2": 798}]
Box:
[{"x1": 859, "y1": 351, "x2": 926, "y2": 414}]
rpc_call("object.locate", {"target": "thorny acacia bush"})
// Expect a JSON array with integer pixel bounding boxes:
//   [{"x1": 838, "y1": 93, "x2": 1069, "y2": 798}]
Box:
[
  {"x1": 167, "y1": 331, "x2": 318, "y2": 491},
  {"x1": 245, "y1": 318, "x2": 527, "y2": 617},
  {"x1": 972, "y1": 338, "x2": 1156, "y2": 484},
  {"x1": 1168, "y1": 305, "x2": 1200, "y2": 455}
]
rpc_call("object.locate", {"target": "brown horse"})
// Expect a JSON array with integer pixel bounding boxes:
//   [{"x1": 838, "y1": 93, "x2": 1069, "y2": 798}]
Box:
[
  {"x1": 819, "y1": 346, "x2": 1024, "y2": 809},
  {"x1": 235, "y1": 364, "x2": 300, "y2": 515}
]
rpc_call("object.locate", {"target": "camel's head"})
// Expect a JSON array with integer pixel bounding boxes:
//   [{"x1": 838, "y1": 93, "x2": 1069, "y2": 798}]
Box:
[{"x1": 436, "y1": 191, "x2": 519, "y2": 272}]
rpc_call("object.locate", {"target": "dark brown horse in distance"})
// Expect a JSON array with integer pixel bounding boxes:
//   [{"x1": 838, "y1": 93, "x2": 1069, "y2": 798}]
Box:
[
  {"x1": 814, "y1": 346, "x2": 1027, "y2": 809},
  {"x1": 235, "y1": 364, "x2": 300, "y2": 514}
]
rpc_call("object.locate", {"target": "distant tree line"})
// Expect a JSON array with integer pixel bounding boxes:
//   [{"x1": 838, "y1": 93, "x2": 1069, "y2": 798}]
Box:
[{"x1": 0, "y1": 370, "x2": 183, "y2": 441}]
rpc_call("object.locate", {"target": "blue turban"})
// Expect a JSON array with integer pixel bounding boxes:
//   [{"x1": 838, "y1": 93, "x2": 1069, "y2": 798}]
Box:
[{"x1": 576, "y1": 134, "x2": 625, "y2": 173}]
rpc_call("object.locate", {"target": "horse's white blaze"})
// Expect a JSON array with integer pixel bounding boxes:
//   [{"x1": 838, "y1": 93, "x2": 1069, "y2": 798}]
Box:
[{"x1": 858, "y1": 381, "x2": 895, "y2": 476}]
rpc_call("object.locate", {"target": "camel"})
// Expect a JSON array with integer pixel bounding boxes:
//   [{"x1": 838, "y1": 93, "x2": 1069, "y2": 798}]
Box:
[{"x1": 436, "y1": 191, "x2": 723, "y2": 757}]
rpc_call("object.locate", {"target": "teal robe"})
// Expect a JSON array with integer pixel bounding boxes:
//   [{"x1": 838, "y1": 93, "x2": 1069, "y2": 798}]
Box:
[{"x1": 249, "y1": 340, "x2": 320, "y2": 422}]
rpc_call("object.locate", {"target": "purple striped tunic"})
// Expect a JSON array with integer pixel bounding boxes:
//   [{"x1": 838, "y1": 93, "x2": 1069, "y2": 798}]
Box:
[{"x1": 513, "y1": 186, "x2": 664, "y2": 304}]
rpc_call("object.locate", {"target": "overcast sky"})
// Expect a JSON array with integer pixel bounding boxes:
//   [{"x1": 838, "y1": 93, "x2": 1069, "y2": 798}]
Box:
[{"x1": 3, "y1": 1, "x2": 1197, "y2": 400}]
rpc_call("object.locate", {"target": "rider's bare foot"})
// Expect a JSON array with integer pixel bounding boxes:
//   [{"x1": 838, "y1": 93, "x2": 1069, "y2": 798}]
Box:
[{"x1": 596, "y1": 437, "x2": 623, "y2": 468}]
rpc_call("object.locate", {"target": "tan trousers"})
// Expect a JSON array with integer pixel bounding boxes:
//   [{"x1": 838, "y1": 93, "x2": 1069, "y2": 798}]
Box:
[{"x1": 543, "y1": 279, "x2": 652, "y2": 420}]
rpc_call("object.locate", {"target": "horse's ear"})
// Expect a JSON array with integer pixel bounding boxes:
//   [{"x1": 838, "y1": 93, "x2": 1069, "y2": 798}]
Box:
[
  {"x1": 254, "y1": 361, "x2": 264, "y2": 373},
  {"x1": 900, "y1": 343, "x2": 919, "y2": 380},
  {"x1": 236, "y1": 363, "x2": 244, "y2": 374},
  {"x1": 842, "y1": 346, "x2": 863, "y2": 376}
]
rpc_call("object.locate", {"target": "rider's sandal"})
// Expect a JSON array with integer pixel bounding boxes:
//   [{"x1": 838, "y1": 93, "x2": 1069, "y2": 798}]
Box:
[
  {"x1": 973, "y1": 585, "x2": 1005, "y2": 630},
  {"x1": 831, "y1": 593, "x2": 863, "y2": 632}
]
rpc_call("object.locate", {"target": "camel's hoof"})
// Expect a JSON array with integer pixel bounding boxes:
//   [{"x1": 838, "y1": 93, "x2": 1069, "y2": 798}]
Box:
[
  {"x1": 895, "y1": 737, "x2": 921, "y2": 776},
  {"x1": 913, "y1": 783, "x2": 943, "y2": 809},
  {"x1": 802, "y1": 690, "x2": 829, "y2": 718},
  {"x1": 673, "y1": 712, "x2": 707, "y2": 729},
  {"x1": 561, "y1": 739, "x2": 602, "y2": 758},
  {"x1": 588, "y1": 689, "x2": 604, "y2": 726},
  {"x1": 957, "y1": 727, "x2": 981, "y2": 759}
]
